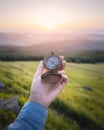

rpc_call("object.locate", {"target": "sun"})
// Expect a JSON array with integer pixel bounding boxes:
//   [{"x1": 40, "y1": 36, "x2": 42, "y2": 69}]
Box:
[
  {"x1": 47, "y1": 23, "x2": 53, "y2": 29},
  {"x1": 45, "y1": 22, "x2": 54, "y2": 29}
]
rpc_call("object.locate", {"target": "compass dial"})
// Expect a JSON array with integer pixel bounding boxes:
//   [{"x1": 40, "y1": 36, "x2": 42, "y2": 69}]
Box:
[{"x1": 44, "y1": 55, "x2": 62, "y2": 70}]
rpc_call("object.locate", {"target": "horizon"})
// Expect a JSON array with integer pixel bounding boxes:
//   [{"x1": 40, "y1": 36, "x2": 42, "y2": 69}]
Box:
[
  {"x1": 0, "y1": 28, "x2": 104, "y2": 34},
  {"x1": 0, "y1": 29, "x2": 104, "y2": 48}
]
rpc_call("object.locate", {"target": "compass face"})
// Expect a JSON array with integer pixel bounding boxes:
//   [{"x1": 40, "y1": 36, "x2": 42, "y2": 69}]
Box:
[{"x1": 44, "y1": 55, "x2": 62, "y2": 70}]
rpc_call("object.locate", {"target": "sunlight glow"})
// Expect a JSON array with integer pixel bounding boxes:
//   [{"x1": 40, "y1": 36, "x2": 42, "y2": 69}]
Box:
[
  {"x1": 45, "y1": 22, "x2": 54, "y2": 29},
  {"x1": 0, "y1": 0, "x2": 104, "y2": 31}
]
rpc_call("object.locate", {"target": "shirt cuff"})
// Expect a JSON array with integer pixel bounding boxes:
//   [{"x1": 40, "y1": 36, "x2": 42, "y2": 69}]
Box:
[{"x1": 17, "y1": 101, "x2": 48, "y2": 127}]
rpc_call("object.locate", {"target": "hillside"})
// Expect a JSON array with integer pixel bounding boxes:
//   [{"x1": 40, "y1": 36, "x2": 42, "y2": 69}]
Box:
[
  {"x1": 0, "y1": 31, "x2": 104, "y2": 62},
  {"x1": 0, "y1": 61, "x2": 104, "y2": 130}
]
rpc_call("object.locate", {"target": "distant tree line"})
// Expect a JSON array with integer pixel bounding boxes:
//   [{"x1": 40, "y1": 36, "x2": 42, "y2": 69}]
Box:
[
  {"x1": 0, "y1": 54, "x2": 44, "y2": 61},
  {"x1": 66, "y1": 51, "x2": 104, "y2": 63},
  {"x1": 0, "y1": 51, "x2": 104, "y2": 63},
  {"x1": 65, "y1": 57, "x2": 104, "y2": 63}
]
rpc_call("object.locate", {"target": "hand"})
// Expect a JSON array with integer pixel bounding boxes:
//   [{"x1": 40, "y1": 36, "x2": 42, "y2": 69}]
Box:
[{"x1": 29, "y1": 56, "x2": 68, "y2": 108}]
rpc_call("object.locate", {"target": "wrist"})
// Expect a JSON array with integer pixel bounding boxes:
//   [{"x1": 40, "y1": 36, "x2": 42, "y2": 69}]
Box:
[{"x1": 28, "y1": 96, "x2": 49, "y2": 109}]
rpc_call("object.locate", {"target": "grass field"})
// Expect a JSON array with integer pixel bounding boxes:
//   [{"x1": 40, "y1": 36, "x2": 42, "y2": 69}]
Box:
[{"x1": 0, "y1": 61, "x2": 104, "y2": 130}]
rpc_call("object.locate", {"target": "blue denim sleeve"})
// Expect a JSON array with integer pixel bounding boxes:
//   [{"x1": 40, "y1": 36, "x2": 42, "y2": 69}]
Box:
[{"x1": 8, "y1": 101, "x2": 48, "y2": 130}]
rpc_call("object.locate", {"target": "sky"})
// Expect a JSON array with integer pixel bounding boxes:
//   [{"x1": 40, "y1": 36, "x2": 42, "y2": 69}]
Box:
[{"x1": 0, "y1": 0, "x2": 104, "y2": 32}]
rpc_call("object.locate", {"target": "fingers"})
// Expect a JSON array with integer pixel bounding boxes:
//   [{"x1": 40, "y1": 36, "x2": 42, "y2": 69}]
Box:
[
  {"x1": 59, "y1": 55, "x2": 66, "y2": 70},
  {"x1": 58, "y1": 70, "x2": 65, "y2": 75},
  {"x1": 60, "y1": 55, "x2": 64, "y2": 60},
  {"x1": 62, "y1": 60, "x2": 66, "y2": 70},
  {"x1": 58, "y1": 56, "x2": 67, "y2": 85},
  {"x1": 60, "y1": 74, "x2": 68, "y2": 86},
  {"x1": 58, "y1": 66, "x2": 68, "y2": 86},
  {"x1": 35, "y1": 60, "x2": 44, "y2": 76}
]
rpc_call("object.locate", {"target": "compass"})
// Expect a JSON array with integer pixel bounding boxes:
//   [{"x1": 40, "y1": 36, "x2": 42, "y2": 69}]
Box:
[
  {"x1": 41, "y1": 53, "x2": 62, "y2": 83},
  {"x1": 44, "y1": 54, "x2": 62, "y2": 70}
]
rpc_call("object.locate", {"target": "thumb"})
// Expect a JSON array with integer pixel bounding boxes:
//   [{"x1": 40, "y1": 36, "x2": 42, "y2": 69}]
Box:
[{"x1": 35, "y1": 60, "x2": 44, "y2": 77}]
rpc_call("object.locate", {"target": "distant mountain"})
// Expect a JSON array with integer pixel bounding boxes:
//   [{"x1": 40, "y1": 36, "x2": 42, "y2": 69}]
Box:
[{"x1": 0, "y1": 30, "x2": 104, "y2": 56}]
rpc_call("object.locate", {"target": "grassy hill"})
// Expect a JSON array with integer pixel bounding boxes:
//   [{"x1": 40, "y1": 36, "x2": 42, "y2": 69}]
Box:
[{"x1": 0, "y1": 61, "x2": 104, "y2": 130}]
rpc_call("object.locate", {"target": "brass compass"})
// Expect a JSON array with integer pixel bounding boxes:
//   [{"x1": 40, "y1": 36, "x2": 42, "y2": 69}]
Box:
[{"x1": 41, "y1": 53, "x2": 62, "y2": 83}]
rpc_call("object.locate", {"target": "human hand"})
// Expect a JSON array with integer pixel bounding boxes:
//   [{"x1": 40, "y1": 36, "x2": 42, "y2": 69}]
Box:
[{"x1": 29, "y1": 56, "x2": 68, "y2": 108}]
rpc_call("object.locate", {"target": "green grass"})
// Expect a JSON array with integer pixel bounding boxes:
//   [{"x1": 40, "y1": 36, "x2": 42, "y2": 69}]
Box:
[{"x1": 0, "y1": 61, "x2": 104, "y2": 130}]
